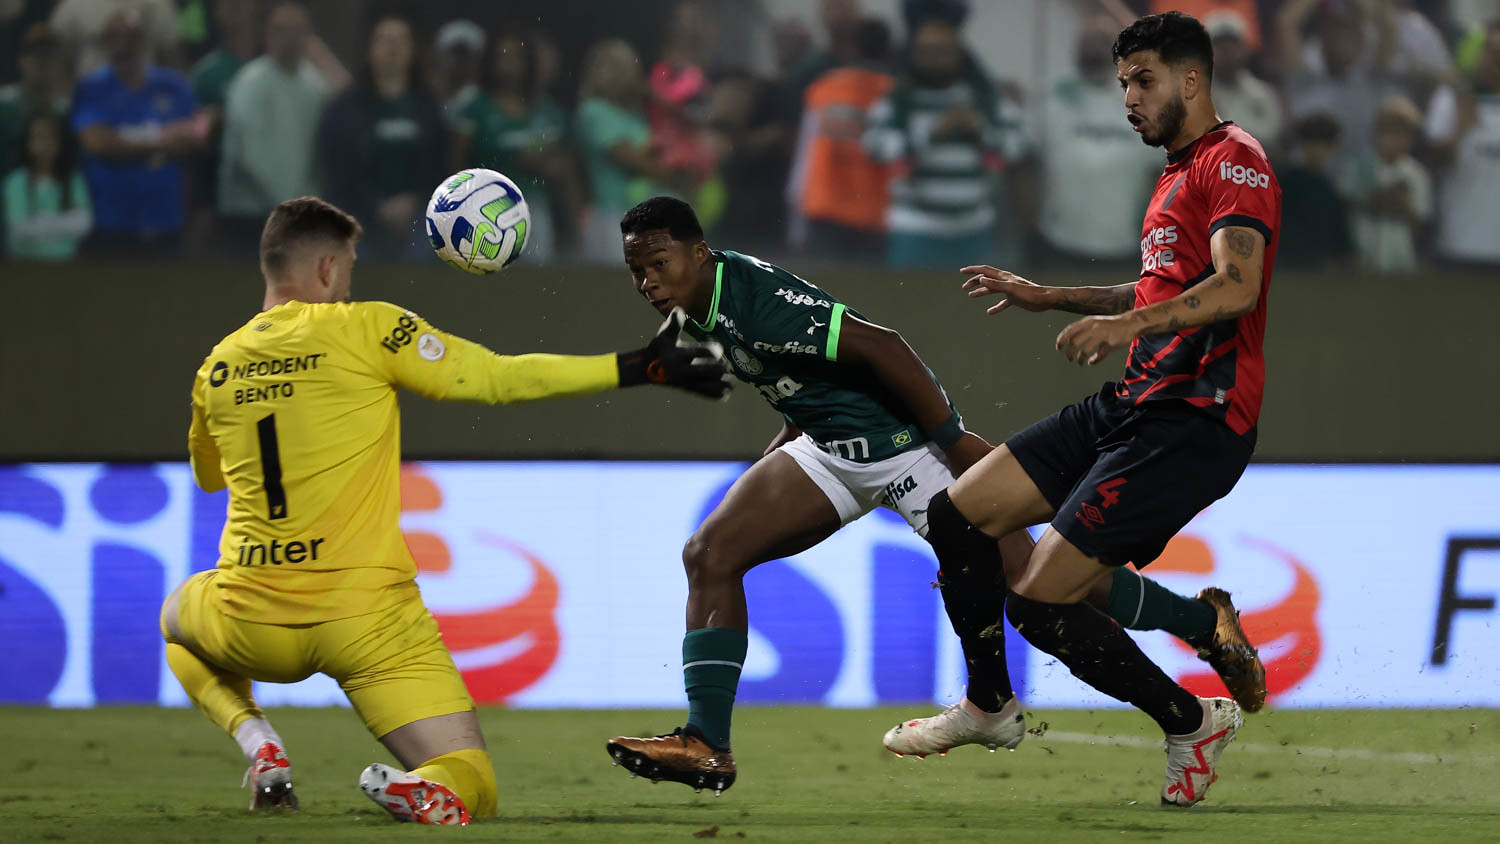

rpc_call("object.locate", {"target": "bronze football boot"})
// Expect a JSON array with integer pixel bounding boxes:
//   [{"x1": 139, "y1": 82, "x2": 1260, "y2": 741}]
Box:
[
  {"x1": 1195, "y1": 587, "x2": 1268, "y2": 712},
  {"x1": 606, "y1": 727, "x2": 736, "y2": 795}
]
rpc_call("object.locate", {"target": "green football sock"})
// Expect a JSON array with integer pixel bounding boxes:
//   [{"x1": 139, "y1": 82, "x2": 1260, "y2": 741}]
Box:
[
  {"x1": 1106, "y1": 567, "x2": 1216, "y2": 647},
  {"x1": 682, "y1": 627, "x2": 747, "y2": 750}
]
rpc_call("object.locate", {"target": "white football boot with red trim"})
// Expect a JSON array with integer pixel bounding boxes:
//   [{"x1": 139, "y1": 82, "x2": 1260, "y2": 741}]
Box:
[
  {"x1": 245, "y1": 741, "x2": 298, "y2": 810},
  {"x1": 882, "y1": 694, "x2": 1026, "y2": 758},
  {"x1": 1161, "y1": 696, "x2": 1243, "y2": 807},
  {"x1": 359, "y1": 763, "x2": 470, "y2": 825}
]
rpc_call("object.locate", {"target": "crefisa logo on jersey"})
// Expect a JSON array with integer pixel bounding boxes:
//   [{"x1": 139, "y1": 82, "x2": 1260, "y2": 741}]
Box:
[{"x1": 1219, "y1": 160, "x2": 1270, "y2": 188}]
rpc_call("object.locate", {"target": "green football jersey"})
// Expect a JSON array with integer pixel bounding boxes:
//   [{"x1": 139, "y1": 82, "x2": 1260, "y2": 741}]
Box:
[{"x1": 685, "y1": 250, "x2": 944, "y2": 462}]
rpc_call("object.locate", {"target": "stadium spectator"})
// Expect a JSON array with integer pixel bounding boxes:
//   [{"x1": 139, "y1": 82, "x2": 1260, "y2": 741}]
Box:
[
  {"x1": 703, "y1": 72, "x2": 781, "y2": 252},
  {"x1": 864, "y1": 12, "x2": 1020, "y2": 268},
  {"x1": 51, "y1": 0, "x2": 180, "y2": 76},
  {"x1": 532, "y1": 28, "x2": 565, "y2": 103},
  {"x1": 781, "y1": 0, "x2": 863, "y2": 124},
  {"x1": 1027, "y1": 15, "x2": 1160, "y2": 266},
  {"x1": 191, "y1": 0, "x2": 258, "y2": 116},
  {"x1": 1277, "y1": 112, "x2": 1353, "y2": 271},
  {"x1": 187, "y1": 0, "x2": 257, "y2": 248},
  {"x1": 432, "y1": 18, "x2": 484, "y2": 125},
  {"x1": 1278, "y1": 0, "x2": 1390, "y2": 165},
  {"x1": 317, "y1": 15, "x2": 445, "y2": 263},
  {"x1": 175, "y1": 0, "x2": 220, "y2": 63},
  {"x1": 649, "y1": 2, "x2": 717, "y2": 189},
  {"x1": 4, "y1": 112, "x2": 90, "y2": 260},
  {"x1": 453, "y1": 34, "x2": 578, "y2": 264},
  {"x1": 0, "y1": 0, "x2": 52, "y2": 86},
  {"x1": 1382, "y1": 0, "x2": 1454, "y2": 98},
  {"x1": 575, "y1": 39, "x2": 684, "y2": 262},
  {"x1": 1206, "y1": 10, "x2": 1283, "y2": 151},
  {"x1": 772, "y1": 16, "x2": 815, "y2": 80},
  {"x1": 1338, "y1": 94, "x2": 1431, "y2": 273},
  {"x1": 1426, "y1": 18, "x2": 1500, "y2": 266},
  {"x1": 0, "y1": 23, "x2": 71, "y2": 181},
  {"x1": 218, "y1": 1, "x2": 345, "y2": 248},
  {"x1": 1149, "y1": 0, "x2": 1264, "y2": 53},
  {"x1": 786, "y1": 17, "x2": 892, "y2": 261},
  {"x1": 1454, "y1": 2, "x2": 1500, "y2": 70},
  {"x1": 72, "y1": 10, "x2": 205, "y2": 258}
]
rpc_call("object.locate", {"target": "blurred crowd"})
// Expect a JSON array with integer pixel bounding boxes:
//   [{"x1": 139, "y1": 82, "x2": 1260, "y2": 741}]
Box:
[{"x1": 1, "y1": 0, "x2": 1497, "y2": 272}]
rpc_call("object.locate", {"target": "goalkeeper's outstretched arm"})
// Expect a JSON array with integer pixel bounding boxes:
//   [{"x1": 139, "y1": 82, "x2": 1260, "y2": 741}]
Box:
[{"x1": 379, "y1": 306, "x2": 730, "y2": 405}]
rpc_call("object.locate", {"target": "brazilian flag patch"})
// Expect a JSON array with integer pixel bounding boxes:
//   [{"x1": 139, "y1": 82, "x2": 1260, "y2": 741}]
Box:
[{"x1": 891, "y1": 430, "x2": 913, "y2": 448}]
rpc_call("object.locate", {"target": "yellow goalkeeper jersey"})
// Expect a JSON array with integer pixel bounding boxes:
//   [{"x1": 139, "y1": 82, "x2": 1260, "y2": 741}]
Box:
[{"x1": 189, "y1": 299, "x2": 617, "y2": 624}]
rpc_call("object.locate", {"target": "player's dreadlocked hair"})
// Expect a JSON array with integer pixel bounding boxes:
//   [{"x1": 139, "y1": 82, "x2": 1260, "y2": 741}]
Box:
[
  {"x1": 620, "y1": 196, "x2": 705, "y2": 243},
  {"x1": 260, "y1": 196, "x2": 364, "y2": 279},
  {"x1": 1112, "y1": 11, "x2": 1214, "y2": 80}
]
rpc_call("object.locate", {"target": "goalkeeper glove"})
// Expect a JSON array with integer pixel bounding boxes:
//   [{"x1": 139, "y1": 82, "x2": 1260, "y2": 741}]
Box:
[{"x1": 618, "y1": 307, "x2": 732, "y2": 399}]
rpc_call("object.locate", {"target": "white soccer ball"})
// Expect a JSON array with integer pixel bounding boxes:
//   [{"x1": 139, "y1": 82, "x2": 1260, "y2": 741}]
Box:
[{"x1": 425, "y1": 169, "x2": 531, "y2": 274}]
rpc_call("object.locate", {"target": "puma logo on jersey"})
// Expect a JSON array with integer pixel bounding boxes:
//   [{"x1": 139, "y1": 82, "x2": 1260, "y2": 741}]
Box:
[
  {"x1": 808, "y1": 317, "x2": 826, "y2": 335},
  {"x1": 1219, "y1": 160, "x2": 1270, "y2": 188}
]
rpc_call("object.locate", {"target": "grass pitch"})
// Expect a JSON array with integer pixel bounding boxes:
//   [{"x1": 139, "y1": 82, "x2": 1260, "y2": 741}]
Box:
[{"x1": 2, "y1": 706, "x2": 1497, "y2": 842}]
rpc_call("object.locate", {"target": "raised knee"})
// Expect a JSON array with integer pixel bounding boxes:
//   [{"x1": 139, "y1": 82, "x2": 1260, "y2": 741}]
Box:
[
  {"x1": 681, "y1": 533, "x2": 739, "y2": 585},
  {"x1": 160, "y1": 581, "x2": 186, "y2": 642}
]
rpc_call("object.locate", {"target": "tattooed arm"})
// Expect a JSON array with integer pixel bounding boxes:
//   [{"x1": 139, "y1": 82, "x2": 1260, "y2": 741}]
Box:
[
  {"x1": 1053, "y1": 226, "x2": 1265, "y2": 366},
  {"x1": 960, "y1": 265, "x2": 1138, "y2": 315},
  {"x1": 1122, "y1": 226, "x2": 1263, "y2": 336}
]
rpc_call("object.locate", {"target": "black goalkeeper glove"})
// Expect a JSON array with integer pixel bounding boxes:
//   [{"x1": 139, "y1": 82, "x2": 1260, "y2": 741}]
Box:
[{"x1": 617, "y1": 307, "x2": 732, "y2": 400}]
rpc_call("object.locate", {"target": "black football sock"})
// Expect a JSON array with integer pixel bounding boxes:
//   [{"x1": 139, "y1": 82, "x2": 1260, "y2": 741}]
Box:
[
  {"x1": 924, "y1": 489, "x2": 1013, "y2": 712},
  {"x1": 1106, "y1": 567, "x2": 1217, "y2": 647},
  {"x1": 1006, "y1": 591, "x2": 1203, "y2": 735}
]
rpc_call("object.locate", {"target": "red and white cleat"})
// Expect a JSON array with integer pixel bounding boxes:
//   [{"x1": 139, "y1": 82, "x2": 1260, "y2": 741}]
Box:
[
  {"x1": 883, "y1": 694, "x2": 1026, "y2": 757},
  {"x1": 245, "y1": 741, "x2": 298, "y2": 811},
  {"x1": 1161, "y1": 697, "x2": 1243, "y2": 807},
  {"x1": 359, "y1": 763, "x2": 470, "y2": 825}
]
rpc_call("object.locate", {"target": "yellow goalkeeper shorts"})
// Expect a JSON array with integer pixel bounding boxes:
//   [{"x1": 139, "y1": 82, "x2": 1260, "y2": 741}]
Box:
[{"x1": 164, "y1": 569, "x2": 474, "y2": 738}]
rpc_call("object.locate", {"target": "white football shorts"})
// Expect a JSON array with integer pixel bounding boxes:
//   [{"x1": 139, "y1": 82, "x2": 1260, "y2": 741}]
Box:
[{"x1": 778, "y1": 434, "x2": 956, "y2": 536}]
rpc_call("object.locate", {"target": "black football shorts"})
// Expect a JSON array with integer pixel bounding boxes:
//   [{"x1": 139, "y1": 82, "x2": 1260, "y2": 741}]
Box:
[{"x1": 1006, "y1": 384, "x2": 1254, "y2": 568}]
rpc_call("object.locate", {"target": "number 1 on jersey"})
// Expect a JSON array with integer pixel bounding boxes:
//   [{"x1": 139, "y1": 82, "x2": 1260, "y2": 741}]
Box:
[{"x1": 256, "y1": 413, "x2": 289, "y2": 520}]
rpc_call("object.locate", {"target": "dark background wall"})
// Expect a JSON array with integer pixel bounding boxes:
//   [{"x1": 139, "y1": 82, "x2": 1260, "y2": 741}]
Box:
[{"x1": 4, "y1": 261, "x2": 1497, "y2": 461}]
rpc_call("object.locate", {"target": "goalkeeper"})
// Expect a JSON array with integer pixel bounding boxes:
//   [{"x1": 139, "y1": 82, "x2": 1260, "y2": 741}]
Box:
[{"x1": 159, "y1": 196, "x2": 728, "y2": 825}]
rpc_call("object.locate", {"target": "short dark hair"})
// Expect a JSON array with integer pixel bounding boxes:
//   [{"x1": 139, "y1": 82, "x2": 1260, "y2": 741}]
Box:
[
  {"x1": 620, "y1": 196, "x2": 704, "y2": 242},
  {"x1": 1112, "y1": 12, "x2": 1214, "y2": 80},
  {"x1": 260, "y1": 196, "x2": 363, "y2": 278}
]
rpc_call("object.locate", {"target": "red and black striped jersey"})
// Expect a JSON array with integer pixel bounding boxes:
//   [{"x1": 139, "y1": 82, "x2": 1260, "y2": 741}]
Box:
[{"x1": 1119, "y1": 121, "x2": 1280, "y2": 437}]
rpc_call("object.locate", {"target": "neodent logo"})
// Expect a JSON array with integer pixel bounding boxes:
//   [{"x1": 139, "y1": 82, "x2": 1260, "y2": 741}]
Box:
[{"x1": 1219, "y1": 160, "x2": 1270, "y2": 188}]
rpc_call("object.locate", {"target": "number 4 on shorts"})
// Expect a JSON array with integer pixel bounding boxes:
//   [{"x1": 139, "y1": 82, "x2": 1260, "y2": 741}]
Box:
[{"x1": 1096, "y1": 477, "x2": 1127, "y2": 510}]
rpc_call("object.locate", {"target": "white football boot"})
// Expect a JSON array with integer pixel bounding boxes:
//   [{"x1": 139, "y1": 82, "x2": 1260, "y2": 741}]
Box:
[
  {"x1": 1161, "y1": 696, "x2": 1244, "y2": 807},
  {"x1": 359, "y1": 763, "x2": 470, "y2": 825},
  {"x1": 883, "y1": 694, "x2": 1026, "y2": 758},
  {"x1": 244, "y1": 741, "x2": 298, "y2": 810}
]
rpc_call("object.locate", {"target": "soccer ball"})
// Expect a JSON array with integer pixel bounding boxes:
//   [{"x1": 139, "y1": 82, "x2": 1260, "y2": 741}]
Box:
[{"x1": 425, "y1": 169, "x2": 531, "y2": 274}]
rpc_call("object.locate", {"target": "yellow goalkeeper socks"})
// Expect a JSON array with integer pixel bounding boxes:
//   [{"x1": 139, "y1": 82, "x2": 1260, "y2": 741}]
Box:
[
  {"x1": 166, "y1": 643, "x2": 264, "y2": 739},
  {"x1": 409, "y1": 748, "x2": 497, "y2": 819}
]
